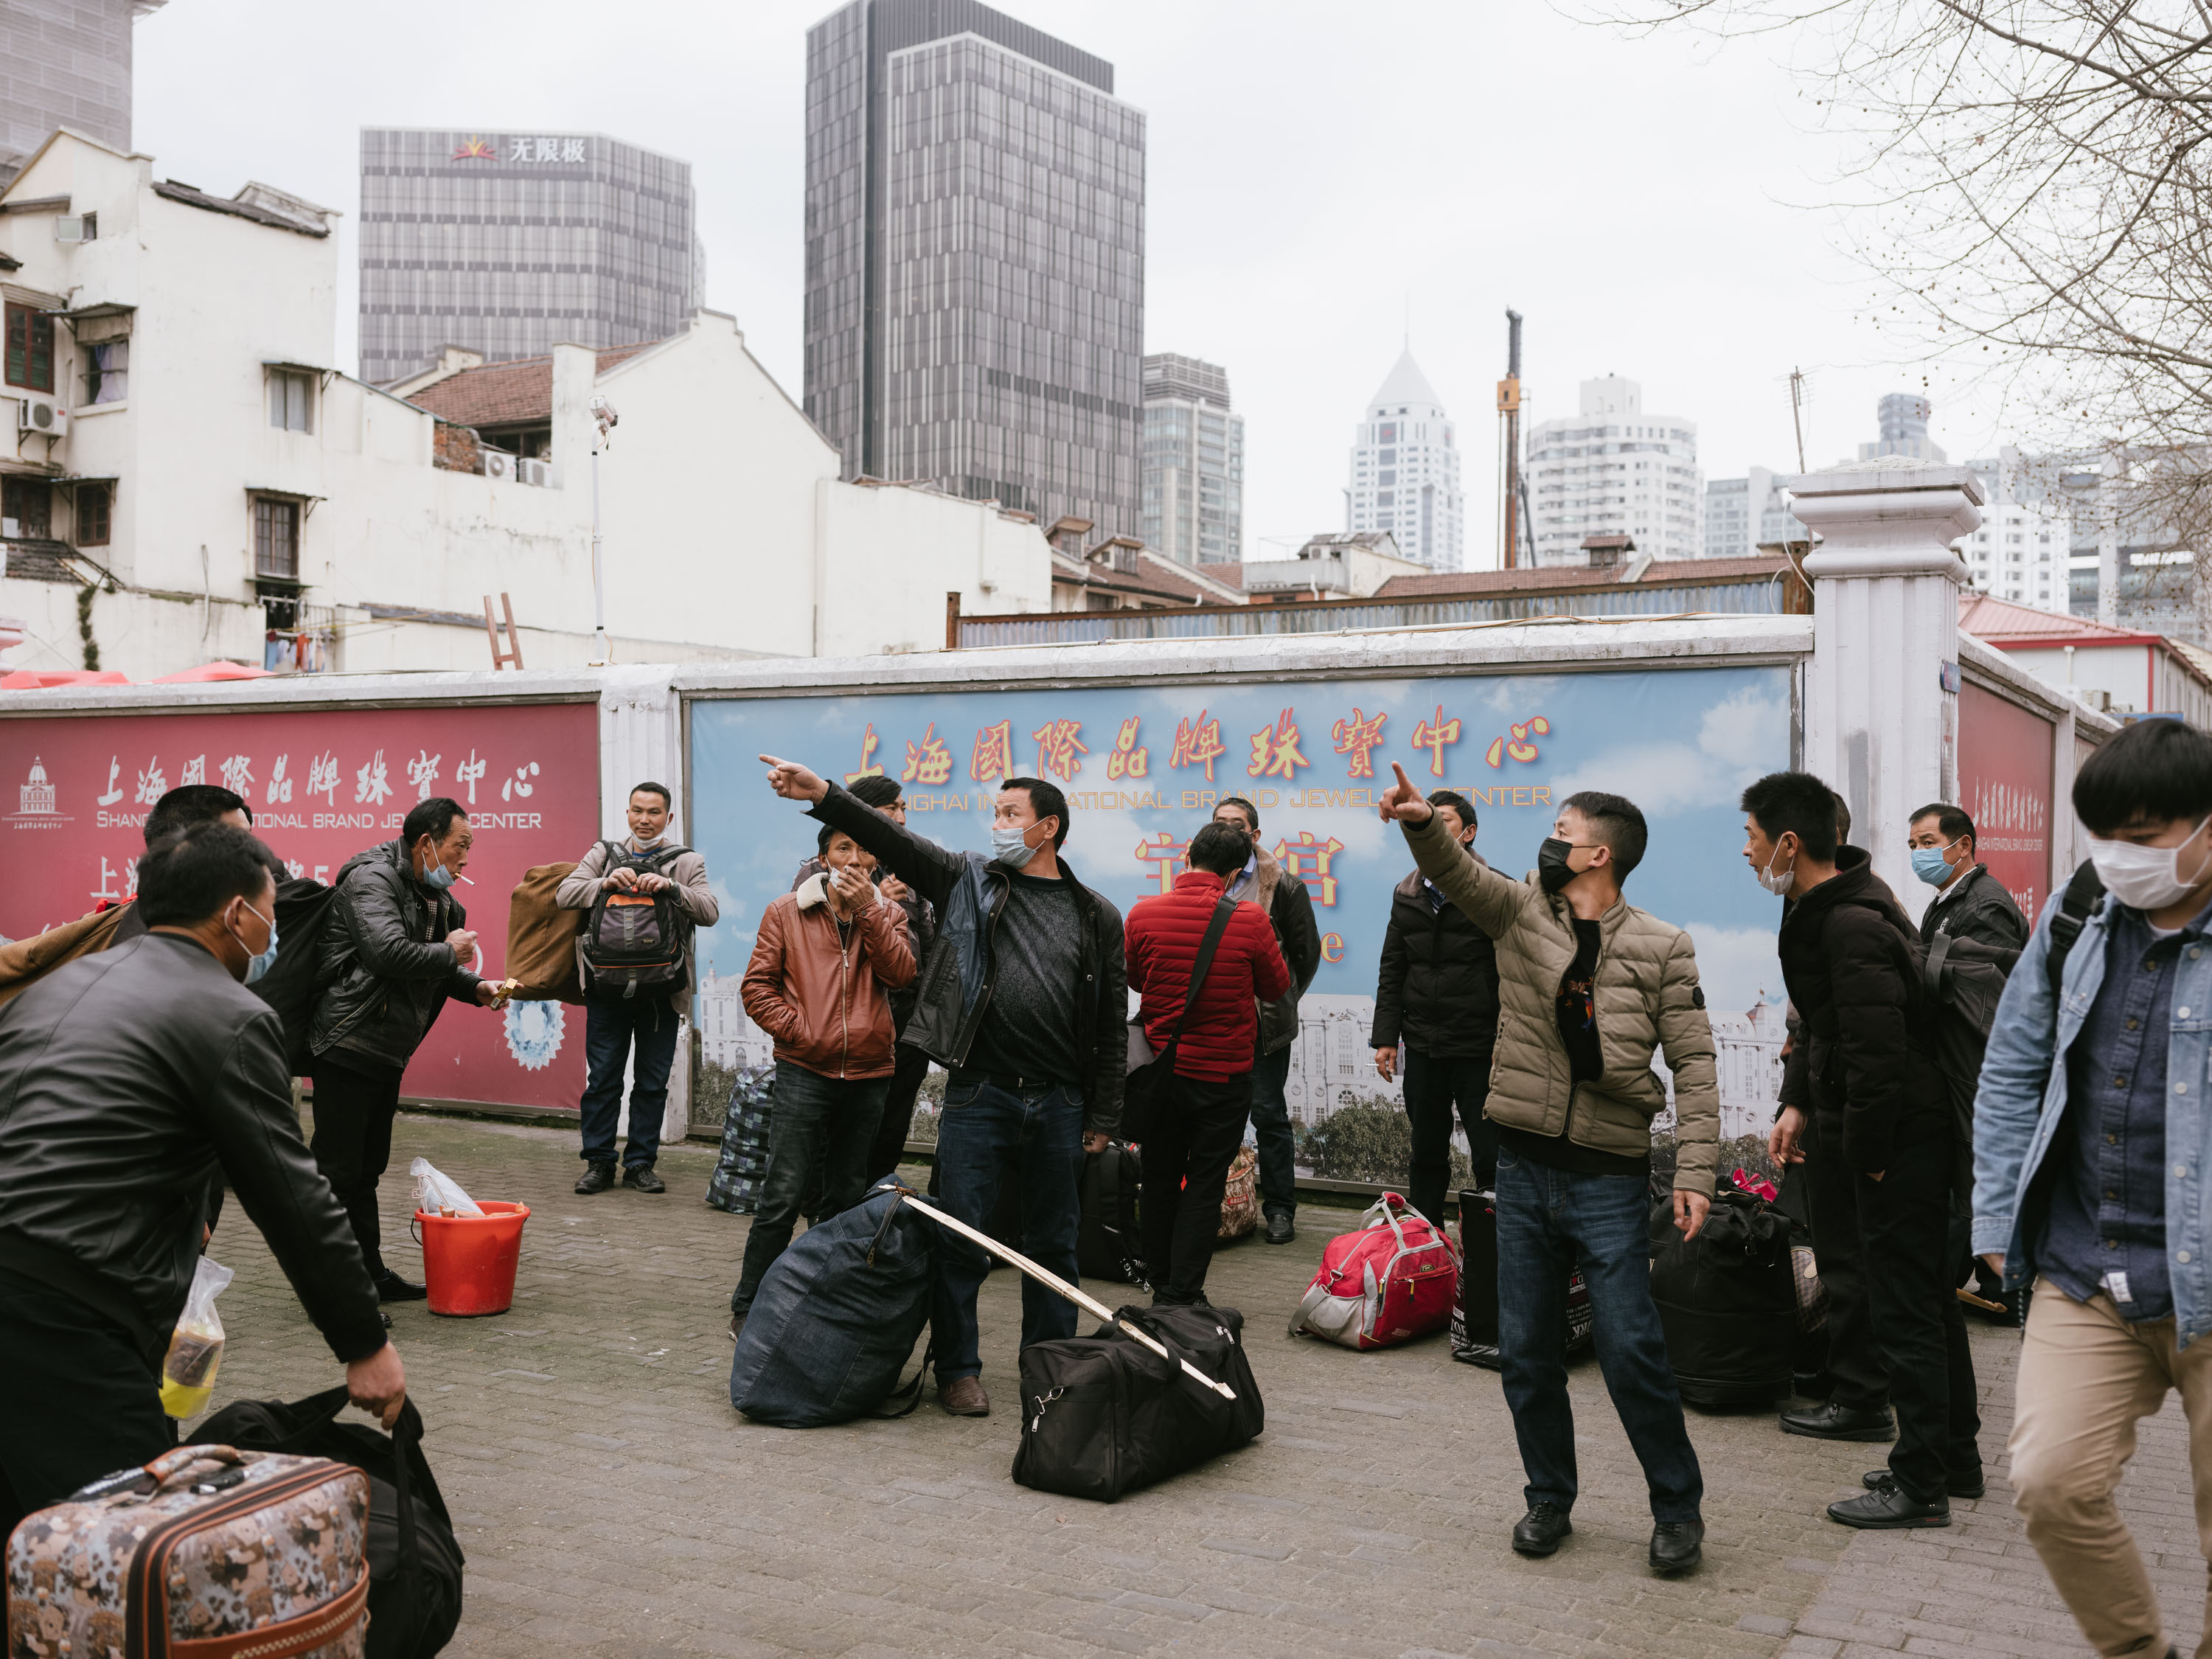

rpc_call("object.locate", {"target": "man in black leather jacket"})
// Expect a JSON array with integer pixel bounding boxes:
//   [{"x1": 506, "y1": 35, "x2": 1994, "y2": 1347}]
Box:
[
  {"x1": 308, "y1": 796, "x2": 507, "y2": 1304},
  {"x1": 0, "y1": 822, "x2": 403, "y2": 1536}
]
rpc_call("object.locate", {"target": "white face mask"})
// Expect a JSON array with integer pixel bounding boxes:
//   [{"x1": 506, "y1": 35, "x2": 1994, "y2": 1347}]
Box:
[
  {"x1": 2087, "y1": 817, "x2": 2212, "y2": 912},
  {"x1": 1753, "y1": 840, "x2": 1795, "y2": 897}
]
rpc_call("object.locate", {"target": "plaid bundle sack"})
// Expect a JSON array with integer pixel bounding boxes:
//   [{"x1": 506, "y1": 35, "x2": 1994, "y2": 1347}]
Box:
[{"x1": 705, "y1": 1067, "x2": 776, "y2": 1214}]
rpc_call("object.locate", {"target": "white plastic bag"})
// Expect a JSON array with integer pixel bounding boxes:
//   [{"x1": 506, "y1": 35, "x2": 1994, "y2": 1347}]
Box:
[
  {"x1": 410, "y1": 1156, "x2": 484, "y2": 1219},
  {"x1": 160, "y1": 1255, "x2": 233, "y2": 1419}
]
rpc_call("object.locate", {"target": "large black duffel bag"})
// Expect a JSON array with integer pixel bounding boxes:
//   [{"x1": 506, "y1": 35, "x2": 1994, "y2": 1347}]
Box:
[
  {"x1": 1077, "y1": 1141, "x2": 1147, "y2": 1286},
  {"x1": 1011, "y1": 1303, "x2": 1262, "y2": 1501},
  {"x1": 191, "y1": 1387, "x2": 462, "y2": 1659},
  {"x1": 1648, "y1": 1188, "x2": 1797, "y2": 1408},
  {"x1": 1449, "y1": 1187, "x2": 1593, "y2": 1368},
  {"x1": 728, "y1": 1180, "x2": 935, "y2": 1427}
]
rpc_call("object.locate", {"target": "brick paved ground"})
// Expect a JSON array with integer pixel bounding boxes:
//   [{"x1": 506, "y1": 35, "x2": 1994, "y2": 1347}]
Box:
[{"x1": 191, "y1": 1112, "x2": 2196, "y2": 1659}]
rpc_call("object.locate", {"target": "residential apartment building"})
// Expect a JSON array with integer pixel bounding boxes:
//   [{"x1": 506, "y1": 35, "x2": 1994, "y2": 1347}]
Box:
[
  {"x1": 1703, "y1": 465, "x2": 1808, "y2": 559},
  {"x1": 803, "y1": 0, "x2": 1146, "y2": 538},
  {"x1": 1345, "y1": 350, "x2": 1464, "y2": 570},
  {"x1": 1525, "y1": 376, "x2": 1703, "y2": 565},
  {"x1": 357, "y1": 126, "x2": 699, "y2": 385},
  {"x1": 0, "y1": 131, "x2": 1050, "y2": 681},
  {"x1": 1140, "y1": 352, "x2": 1242, "y2": 564},
  {"x1": 1, "y1": 0, "x2": 160, "y2": 181}
]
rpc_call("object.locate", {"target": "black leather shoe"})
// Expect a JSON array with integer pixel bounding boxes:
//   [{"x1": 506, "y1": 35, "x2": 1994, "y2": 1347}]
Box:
[
  {"x1": 1265, "y1": 1213, "x2": 1295, "y2": 1245},
  {"x1": 373, "y1": 1271, "x2": 427, "y2": 1304},
  {"x1": 622, "y1": 1164, "x2": 666, "y2": 1194},
  {"x1": 1781, "y1": 1399, "x2": 1896, "y2": 1442},
  {"x1": 1510, "y1": 1501, "x2": 1572, "y2": 1557},
  {"x1": 575, "y1": 1161, "x2": 617, "y2": 1195},
  {"x1": 1829, "y1": 1475, "x2": 1950, "y2": 1528},
  {"x1": 1648, "y1": 1519, "x2": 1704, "y2": 1575},
  {"x1": 1864, "y1": 1467, "x2": 1985, "y2": 1500}
]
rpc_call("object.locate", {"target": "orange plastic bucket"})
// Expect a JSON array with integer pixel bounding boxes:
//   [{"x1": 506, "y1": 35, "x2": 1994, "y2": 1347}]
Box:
[{"x1": 414, "y1": 1200, "x2": 529, "y2": 1316}]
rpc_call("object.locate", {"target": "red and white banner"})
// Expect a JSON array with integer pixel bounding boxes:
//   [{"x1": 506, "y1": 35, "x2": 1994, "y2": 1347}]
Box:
[
  {"x1": 0, "y1": 701, "x2": 599, "y2": 1109},
  {"x1": 1958, "y1": 680, "x2": 2055, "y2": 921}
]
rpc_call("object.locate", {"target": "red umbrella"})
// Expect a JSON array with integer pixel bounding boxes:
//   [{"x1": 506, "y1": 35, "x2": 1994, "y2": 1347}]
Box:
[
  {"x1": 0, "y1": 669, "x2": 132, "y2": 689},
  {"x1": 151, "y1": 661, "x2": 274, "y2": 683}
]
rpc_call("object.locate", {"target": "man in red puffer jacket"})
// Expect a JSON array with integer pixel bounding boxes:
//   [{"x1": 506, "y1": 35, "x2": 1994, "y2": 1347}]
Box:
[{"x1": 1126, "y1": 819, "x2": 1292, "y2": 1305}]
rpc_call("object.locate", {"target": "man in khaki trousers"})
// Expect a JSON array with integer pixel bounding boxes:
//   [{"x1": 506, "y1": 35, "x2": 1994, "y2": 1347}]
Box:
[{"x1": 1975, "y1": 718, "x2": 2212, "y2": 1659}]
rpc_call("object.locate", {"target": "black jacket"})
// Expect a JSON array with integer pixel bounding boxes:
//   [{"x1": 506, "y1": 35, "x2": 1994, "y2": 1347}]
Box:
[
  {"x1": 0, "y1": 933, "x2": 386, "y2": 1364},
  {"x1": 1775, "y1": 846, "x2": 1947, "y2": 1175},
  {"x1": 1370, "y1": 866, "x2": 1502, "y2": 1057},
  {"x1": 1919, "y1": 863, "x2": 2028, "y2": 953},
  {"x1": 1237, "y1": 846, "x2": 1322, "y2": 1054},
  {"x1": 807, "y1": 782, "x2": 1127, "y2": 1135},
  {"x1": 310, "y1": 841, "x2": 482, "y2": 1068}
]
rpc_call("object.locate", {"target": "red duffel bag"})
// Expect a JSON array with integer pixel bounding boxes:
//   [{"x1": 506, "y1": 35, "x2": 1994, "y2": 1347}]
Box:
[{"x1": 1289, "y1": 1192, "x2": 1459, "y2": 1349}]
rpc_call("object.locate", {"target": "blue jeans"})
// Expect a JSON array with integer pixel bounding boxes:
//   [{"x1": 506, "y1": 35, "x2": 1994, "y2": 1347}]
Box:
[
  {"x1": 931, "y1": 1076, "x2": 1085, "y2": 1382},
  {"x1": 1247, "y1": 1043, "x2": 1296, "y2": 1219},
  {"x1": 1403, "y1": 1047, "x2": 1498, "y2": 1228},
  {"x1": 728, "y1": 1061, "x2": 888, "y2": 1318},
  {"x1": 579, "y1": 995, "x2": 680, "y2": 1169},
  {"x1": 1495, "y1": 1145, "x2": 1704, "y2": 1523}
]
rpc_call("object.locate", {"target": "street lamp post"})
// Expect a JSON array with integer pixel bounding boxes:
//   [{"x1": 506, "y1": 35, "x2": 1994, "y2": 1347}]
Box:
[{"x1": 587, "y1": 394, "x2": 619, "y2": 666}]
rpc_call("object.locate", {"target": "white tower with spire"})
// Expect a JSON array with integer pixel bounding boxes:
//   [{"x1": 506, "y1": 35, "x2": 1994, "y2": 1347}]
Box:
[{"x1": 1346, "y1": 349, "x2": 1464, "y2": 571}]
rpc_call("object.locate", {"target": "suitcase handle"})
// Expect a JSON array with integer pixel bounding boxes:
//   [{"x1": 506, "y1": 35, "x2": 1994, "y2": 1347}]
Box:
[{"x1": 143, "y1": 1444, "x2": 246, "y2": 1490}]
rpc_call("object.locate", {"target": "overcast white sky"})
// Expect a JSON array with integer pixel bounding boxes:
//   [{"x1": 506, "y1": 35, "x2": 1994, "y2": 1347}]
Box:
[{"x1": 134, "y1": 0, "x2": 2025, "y2": 571}]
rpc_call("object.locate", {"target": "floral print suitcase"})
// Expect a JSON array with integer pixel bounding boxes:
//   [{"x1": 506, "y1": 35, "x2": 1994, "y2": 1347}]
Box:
[{"x1": 6, "y1": 1443, "x2": 369, "y2": 1659}]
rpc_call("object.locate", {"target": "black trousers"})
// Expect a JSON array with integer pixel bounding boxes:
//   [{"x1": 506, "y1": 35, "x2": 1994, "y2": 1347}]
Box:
[
  {"x1": 1808, "y1": 1110, "x2": 1982, "y2": 1498},
  {"x1": 0, "y1": 1269, "x2": 174, "y2": 1540},
  {"x1": 310, "y1": 1054, "x2": 406, "y2": 1279},
  {"x1": 1139, "y1": 1072, "x2": 1251, "y2": 1305},
  {"x1": 863, "y1": 1042, "x2": 931, "y2": 1187},
  {"x1": 1402, "y1": 1046, "x2": 1498, "y2": 1225},
  {"x1": 1802, "y1": 1113, "x2": 1890, "y2": 1411}
]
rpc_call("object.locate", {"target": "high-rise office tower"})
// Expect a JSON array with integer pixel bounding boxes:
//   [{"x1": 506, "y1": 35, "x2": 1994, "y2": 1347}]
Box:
[
  {"x1": 1344, "y1": 350, "x2": 1464, "y2": 570},
  {"x1": 357, "y1": 127, "x2": 699, "y2": 385},
  {"x1": 804, "y1": 0, "x2": 1146, "y2": 537},
  {"x1": 1704, "y1": 466, "x2": 1807, "y2": 558},
  {"x1": 0, "y1": 0, "x2": 164, "y2": 178},
  {"x1": 1858, "y1": 392, "x2": 1947, "y2": 464},
  {"x1": 1141, "y1": 354, "x2": 1242, "y2": 564},
  {"x1": 1524, "y1": 375, "x2": 1703, "y2": 565}
]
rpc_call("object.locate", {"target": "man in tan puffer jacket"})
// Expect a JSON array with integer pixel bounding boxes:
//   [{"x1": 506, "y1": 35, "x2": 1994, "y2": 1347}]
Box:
[{"x1": 1380, "y1": 762, "x2": 1719, "y2": 1578}]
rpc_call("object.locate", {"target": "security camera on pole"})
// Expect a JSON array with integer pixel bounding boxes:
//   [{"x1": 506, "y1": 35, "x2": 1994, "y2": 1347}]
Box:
[{"x1": 587, "y1": 394, "x2": 619, "y2": 666}]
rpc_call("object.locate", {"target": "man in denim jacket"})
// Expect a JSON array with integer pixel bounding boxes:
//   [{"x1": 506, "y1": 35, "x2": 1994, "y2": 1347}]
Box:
[{"x1": 1975, "y1": 718, "x2": 2212, "y2": 1659}]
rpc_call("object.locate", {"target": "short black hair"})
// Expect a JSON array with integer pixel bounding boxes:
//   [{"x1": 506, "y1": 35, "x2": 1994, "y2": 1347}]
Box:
[
  {"x1": 1832, "y1": 790, "x2": 1852, "y2": 846},
  {"x1": 1562, "y1": 790, "x2": 1649, "y2": 880},
  {"x1": 630, "y1": 781, "x2": 671, "y2": 808},
  {"x1": 1911, "y1": 801, "x2": 1975, "y2": 847},
  {"x1": 817, "y1": 822, "x2": 872, "y2": 858},
  {"x1": 2074, "y1": 718, "x2": 2212, "y2": 835},
  {"x1": 1428, "y1": 789, "x2": 1477, "y2": 834},
  {"x1": 1215, "y1": 796, "x2": 1260, "y2": 832},
  {"x1": 402, "y1": 796, "x2": 467, "y2": 848},
  {"x1": 145, "y1": 784, "x2": 250, "y2": 848},
  {"x1": 1001, "y1": 776, "x2": 1069, "y2": 848},
  {"x1": 138, "y1": 822, "x2": 284, "y2": 927},
  {"x1": 1741, "y1": 771, "x2": 1840, "y2": 862},
  {"x1": 847, "y1": 775, "x2": 902, "y2": 810},
  {"x1": 1188, "y1": 820, "x2": 1251, "y2": 877}
]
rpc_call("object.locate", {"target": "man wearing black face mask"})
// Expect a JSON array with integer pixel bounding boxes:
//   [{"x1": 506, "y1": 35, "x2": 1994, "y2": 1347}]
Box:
[
  {"x1": 307, "y1": 797, "x2": 511, "y2": 1307},
  {"x1": 1380, "y1": 766, "x2": 1719, "y2": 1577}
]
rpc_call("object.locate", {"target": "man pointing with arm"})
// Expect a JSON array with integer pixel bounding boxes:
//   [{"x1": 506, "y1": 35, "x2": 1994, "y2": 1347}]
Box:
[{"x1": 1379, "y1": 762, "x2": 1717, "y2": 1576}]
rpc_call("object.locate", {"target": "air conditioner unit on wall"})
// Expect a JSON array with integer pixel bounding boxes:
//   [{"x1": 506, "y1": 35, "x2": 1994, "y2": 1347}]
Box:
[
  {"x1": 516, "y1": 457, "x2": 554, "y2": 488},
  {"x1": 481, "y1": 450, "x2": 515, "y2": 482},
  {"x1": 17, "y1": 397, "x2": 66, "y2": 437}
]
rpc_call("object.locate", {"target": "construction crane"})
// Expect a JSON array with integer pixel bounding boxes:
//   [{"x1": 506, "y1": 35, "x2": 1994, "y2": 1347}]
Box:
[{"x1": 1498, "y1": 310, "x2": 1531, "y2": 569}]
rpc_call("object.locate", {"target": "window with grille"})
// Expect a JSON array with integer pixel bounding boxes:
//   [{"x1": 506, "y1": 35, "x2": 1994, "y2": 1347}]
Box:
[
  {"x1": 75, "y1": 481, "x2": 111, "y2": 546},
  {"x1": 4, "y1": 303, "x2": 55, "y2": 392},
  {"x1": 254, "y1": 497, "x2": 299, "y2": 579}
]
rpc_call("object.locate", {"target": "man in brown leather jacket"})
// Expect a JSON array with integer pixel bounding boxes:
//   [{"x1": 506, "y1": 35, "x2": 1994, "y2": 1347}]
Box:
[{"x1": 726, "y1": 824, "x2": 917, "y2": 1338}]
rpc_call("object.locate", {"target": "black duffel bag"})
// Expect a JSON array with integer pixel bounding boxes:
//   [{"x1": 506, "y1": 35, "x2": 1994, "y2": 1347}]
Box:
[
  {"x1": 1647, "y1": 1188, "x2": 1797, "y2": 1409},
  {"x1": 1012, "y1": 1302, "x2": 1262, "y2": 1502},
  {"x1": 1077, "y1": 1141, "x2": 1147, "y2": 1287},
  {"x1": 191, "y1": 1386, "x2": 463, "y2": 1659}
]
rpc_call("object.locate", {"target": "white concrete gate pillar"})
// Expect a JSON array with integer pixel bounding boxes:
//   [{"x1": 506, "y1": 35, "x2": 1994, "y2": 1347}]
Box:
[{"x1": 1787, "y1": 459, "x2": 1983, "y2": 901}]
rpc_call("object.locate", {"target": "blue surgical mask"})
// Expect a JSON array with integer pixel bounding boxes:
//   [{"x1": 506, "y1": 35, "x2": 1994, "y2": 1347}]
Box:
[
  {"x1": 1911, "y1": 835, "x2": 1965, "y2": 888},
  {"x1": 422, "y1": 854, "x2": 458, "y2": 891},
  {"x1": 233, "y1": 900, "x2": 279, "y2": 985},
  {"x1": 990, "y1": 821, "x2": 1040, "y2": 870}
]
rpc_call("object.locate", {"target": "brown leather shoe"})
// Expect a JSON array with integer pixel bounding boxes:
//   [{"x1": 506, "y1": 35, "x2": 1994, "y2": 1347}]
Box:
[{"x1": 939, "y1": 1376, "x2": 990, "y2": 1416}]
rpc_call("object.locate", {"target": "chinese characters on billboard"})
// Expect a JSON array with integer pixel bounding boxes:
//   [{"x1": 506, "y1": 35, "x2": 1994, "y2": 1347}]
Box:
[
  {"x1": 0, "y1": 702, "x2": 599, "y2": 1110},
  {"x1": 1958, "y1": 680, "x2": 2055, "y2": 922}
]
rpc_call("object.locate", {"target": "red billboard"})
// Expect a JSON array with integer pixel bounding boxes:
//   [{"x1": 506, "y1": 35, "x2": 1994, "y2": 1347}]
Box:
[
  {"x1": 0, "y1": 700, "x2": 599, "y2": 1110},
  {"x1": 1958, "y1": 679, "x2": 2054, "y2": 921}
]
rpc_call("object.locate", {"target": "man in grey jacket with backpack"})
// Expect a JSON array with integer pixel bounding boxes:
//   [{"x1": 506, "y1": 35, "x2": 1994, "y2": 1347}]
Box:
[{"x1": 558, "y1": 782, "x2": 719, "y2": 1194}]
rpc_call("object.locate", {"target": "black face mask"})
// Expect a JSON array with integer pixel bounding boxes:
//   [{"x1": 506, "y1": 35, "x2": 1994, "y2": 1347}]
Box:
[{"x1": 1537, "y1": 836, "x2": 1579, "y2": 895}]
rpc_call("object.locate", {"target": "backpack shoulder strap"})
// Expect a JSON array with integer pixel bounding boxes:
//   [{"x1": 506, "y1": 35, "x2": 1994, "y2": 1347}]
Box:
[
  {"x1": 1163, "y1": 897, "x2": 1239, "y2": 1052},
  {"x1": 2045, "y1": 858, "x2": 2106, "y2": 998}
]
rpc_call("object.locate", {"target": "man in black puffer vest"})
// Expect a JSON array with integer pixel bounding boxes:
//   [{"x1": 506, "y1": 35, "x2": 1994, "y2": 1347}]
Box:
[{"x1": 1744, "y1": 771, "x2": 1981, "y2": 1529}]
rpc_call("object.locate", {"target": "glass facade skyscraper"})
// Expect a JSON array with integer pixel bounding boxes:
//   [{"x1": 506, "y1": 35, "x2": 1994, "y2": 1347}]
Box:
[
  {"x1": 804, "y1": 0, "x2": 1145, "y2": 538},
  {"x1": 1141, "y1": 354, "x2": 1242, "y2": 564},
  {"x1": 357, "y1": 127, "x2": 698, "y2": 385}
]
